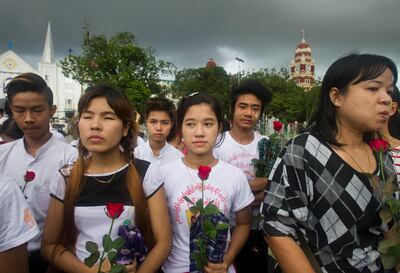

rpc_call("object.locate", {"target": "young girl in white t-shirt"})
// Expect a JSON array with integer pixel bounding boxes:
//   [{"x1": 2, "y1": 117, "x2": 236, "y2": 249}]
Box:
[
  {"x1": 145, "y1": 93, "x2": 254, "y2": 273},
  {"x1": 41, "y1": 84, "x2": 171, "y2": 273}
]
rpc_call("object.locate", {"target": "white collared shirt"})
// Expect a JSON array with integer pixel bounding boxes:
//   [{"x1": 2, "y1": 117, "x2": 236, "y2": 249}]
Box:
[
  {"x1": 0, "y1": 134, "x2": 78, "y2": 252},
  {"x1": 134, "y1": 141, "x2": 183, "y2": 165}
]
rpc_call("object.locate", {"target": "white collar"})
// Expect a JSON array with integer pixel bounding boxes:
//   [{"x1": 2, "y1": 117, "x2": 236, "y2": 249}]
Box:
[{"x1": 145, "y1": 140, "x2": 169, "y2": 158}]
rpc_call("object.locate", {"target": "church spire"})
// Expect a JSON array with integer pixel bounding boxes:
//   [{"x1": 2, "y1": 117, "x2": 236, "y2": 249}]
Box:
[{"x1": 41, "y1": 22, "x2": 55, "y2": 63}]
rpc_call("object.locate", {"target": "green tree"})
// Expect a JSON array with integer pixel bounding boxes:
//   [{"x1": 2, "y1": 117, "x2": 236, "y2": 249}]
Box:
[
  {"x1": 243, "y1": 68, "x2": 320, "y2": 123},
  {"x1": 171, "y1": 66, "x2": 231, "y2": 117},
  {"x1": 60, "y1": 31, "x2": 175, "y2": 114}
]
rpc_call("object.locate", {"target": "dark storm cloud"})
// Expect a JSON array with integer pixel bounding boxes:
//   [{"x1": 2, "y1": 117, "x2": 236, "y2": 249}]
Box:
[{"x1": 1, "y1": 0, "x2": 399, "y2": 78}]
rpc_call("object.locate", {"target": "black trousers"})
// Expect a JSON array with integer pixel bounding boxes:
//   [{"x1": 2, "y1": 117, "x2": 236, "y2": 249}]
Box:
[
  {"x1": 234, "y1": 230, "x2": 269, "y2": 273},
  {"x1": 29, "y1": 250, "x2": 48, "y2": 273}
]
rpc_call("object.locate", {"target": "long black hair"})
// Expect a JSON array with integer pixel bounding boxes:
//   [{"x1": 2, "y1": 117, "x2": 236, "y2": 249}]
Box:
[
  {"x1": 309, "y1": 53, "x2": 398, "y2": 147},
  {"x1": 177, "y1": 92, "x2": 223, "y2": 131}
]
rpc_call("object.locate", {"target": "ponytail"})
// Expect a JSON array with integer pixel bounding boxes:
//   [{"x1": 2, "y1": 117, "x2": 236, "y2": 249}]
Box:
[
  {"x1": 62, "y1": 156, "x2": 86, "y2": 251},
  {"x1": 126, "y1": 163, "x2": 154, "y2": 249}
]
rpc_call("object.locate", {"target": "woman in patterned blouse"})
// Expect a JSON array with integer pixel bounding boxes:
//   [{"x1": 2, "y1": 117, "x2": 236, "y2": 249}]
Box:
[{"x1": 262, "y1": 54, "x2": 398, "y2": 273}]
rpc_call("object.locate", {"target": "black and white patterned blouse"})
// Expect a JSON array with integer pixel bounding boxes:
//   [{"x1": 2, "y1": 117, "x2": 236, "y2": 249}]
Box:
[{"x1": 262, "y1": 131, "x2": 396, "y2": 273}]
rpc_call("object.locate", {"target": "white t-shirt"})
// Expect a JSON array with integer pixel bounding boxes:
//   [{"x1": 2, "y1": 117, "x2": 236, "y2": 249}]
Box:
[
  {"x1": 0, "y1": 134, "x2": 78, "y2": 251},
  {"x1": 51, "y1": 161, "x2": 158, "y2": 263},
  {"x1": 0, "y1": 175, "x2": 39, "y2": 252},
  {"x1": 50, "y1": 126, "x2": 66, "y2": 142},
  {"x1": 137, "y1": 135, "x2": 145, "y2": 146},
  {"x1": 213, "y1": 131, "x2": 266, "y2": 229},
  {"x1": 213, "y1": 131, "x2": 266, "y2": 180},
  {"x1": 134, "y1": 141, "x2": 183, "y2": 165},
  {"x1": 144, "y1": 159, "x2": 254, "y2": 273}
]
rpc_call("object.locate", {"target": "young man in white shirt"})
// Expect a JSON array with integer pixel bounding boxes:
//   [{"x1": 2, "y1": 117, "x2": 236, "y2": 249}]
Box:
[
  {"x1": 0, "y1": 73, "x2": 78, "y2": 273},
  {"x1": 134, "y1": 97, "x2": 182, "y2": 165},
  {"x1": 214, "y1": 79, "x2": 272, "y2": 273}
]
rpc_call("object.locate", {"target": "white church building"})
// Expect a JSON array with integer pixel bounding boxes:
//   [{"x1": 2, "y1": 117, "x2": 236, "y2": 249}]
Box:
[{"x1": 0, "y1": 22, "x2": 82, "y2": 118}]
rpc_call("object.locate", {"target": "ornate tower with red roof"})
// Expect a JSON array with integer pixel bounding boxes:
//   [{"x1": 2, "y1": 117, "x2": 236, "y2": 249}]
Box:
[
  {"x1": 290, "y1": 31, "x2": 315, "y2": 90},
  {"x1": 206, "y1": 58, "x2": 217, "y2": 68}
]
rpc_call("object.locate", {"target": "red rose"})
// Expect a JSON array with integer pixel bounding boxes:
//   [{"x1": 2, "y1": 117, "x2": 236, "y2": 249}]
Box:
[
  {"x1": 24, "y1": 171, "x2": 35, "y2": 182},
  {"x1": 368, "y1": 139, "x2": 389, "y2": 152},
  {"x1": 273, "y1": 121, "x2": 283, "y2": 131},
  {"x1": 198, "y1": 166, "x2": 212, "y2": 181},
  {"x1": 105, "y1": 203, "x2": 124, "y2": 219}
]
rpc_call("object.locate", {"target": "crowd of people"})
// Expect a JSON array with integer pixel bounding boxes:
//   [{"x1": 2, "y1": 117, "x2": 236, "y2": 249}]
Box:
[{"x1": 0, "y1": 53, "x2": 399, "y2": 273}]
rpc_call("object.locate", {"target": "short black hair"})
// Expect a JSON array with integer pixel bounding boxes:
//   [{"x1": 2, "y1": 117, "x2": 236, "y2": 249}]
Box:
[
  {"x1": 144, "y1": 97, "x2": 177, "y2": 142},
  {"x1": 6, "y1": 73, "x2": 53, "y2": 107},
  {"x1": 230, "y1": 79, "x2": 272, "y2": 116},
  {"x1": 309, "y1": 53, "x2": 398, "y2": 146}
]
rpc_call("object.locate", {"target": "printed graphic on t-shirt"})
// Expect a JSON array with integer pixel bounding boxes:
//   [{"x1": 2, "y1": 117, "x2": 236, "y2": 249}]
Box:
[
  {"x1": 174, "y1": 181, "x2": 228, "y2": 225},
  {"x1": 23, "y1": 207, "x2": 36, "y2": 228},
  {"x1": 227, "y1": 151, "x2": 256, "y2": 180}
]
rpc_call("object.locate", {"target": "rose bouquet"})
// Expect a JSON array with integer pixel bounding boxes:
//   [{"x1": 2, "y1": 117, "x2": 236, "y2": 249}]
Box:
[
  {"x1": 368, "y1": 139, "x2": 400, "y2": 270},
  {"x1": 252, "y1": 120, "x2": 285, "y2": 178},
  {"x1": 184, "y1": 166, "x2": 230, "y2": 273}
]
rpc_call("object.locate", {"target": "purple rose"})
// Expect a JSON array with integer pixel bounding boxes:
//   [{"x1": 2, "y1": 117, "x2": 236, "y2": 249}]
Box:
[{"x1": 116, "y1": 224, "x2": 147, "y2": 265}]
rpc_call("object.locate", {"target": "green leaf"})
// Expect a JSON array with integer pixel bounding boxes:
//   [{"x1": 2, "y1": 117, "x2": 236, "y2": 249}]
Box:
[
  {"x1": 387, "y1": 245, "x2": 400, "y2": 257},
  {"x1": 208, "y1": 229, "x2": 218, "y2": 239},
  {"x1": 103, "y1": 234, "x2": 113, "y2": 252},
  {"x1": 204, "y1": 204, "x2": 219, "y2": 216},
  {"x1": 378, "y1": 239, "x2": 398, "y2": 254},
  {"x1": 387, "y1": 199, "x2": 400, "y2": 217},
  {"x1": 109, "y1": 264, "x2": 126, "y2": 273},
  {"x1": 183, "y1": 196, "x2": 195, "y2": 205},
  {"x1": 85, "y1": 241, "x2": 98, "y2": 254},
  {"x1": 196, "y1": 199, "x2": 203, "y2": 209},
  {"x1": 107, "y1": 250, "x2": 118, "y2": 264},
  {"x1": 380, "y1": 253, "x2": 398, "y2": 270},
  {"x1": 189, "y1": 206, "x2": 199, "y2": 215},
  {"x1": 203, "y1": 219, "x2": 217, "y2": 239},
  {"x1": 195, "y1": 238, "x2": 205, "y2": 248},
  {"x1": 112, "y1": 237, "x2": 125, "y2": 251},
  {"x1": 203, "y1": 219, "x2": 214, "y2": 233},
  {"x1": 84, "y1": 251, "x2": 100, "y2": 268},
  {"x1": 216, "y1": 222, "x2": 229, "y2": 231}
]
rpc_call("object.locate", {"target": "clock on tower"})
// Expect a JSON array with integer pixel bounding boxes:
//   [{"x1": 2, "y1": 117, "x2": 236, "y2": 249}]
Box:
[{"x1": 290, "y1": 31, "x2": 315, "y2": 90}]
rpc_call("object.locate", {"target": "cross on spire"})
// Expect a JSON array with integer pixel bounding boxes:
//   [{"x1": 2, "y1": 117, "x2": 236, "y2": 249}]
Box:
[
  {"x1": 301, "y1": 30, "x2": 305, "y2": 42},
  {"x1": 7, "y1": 40, "x2": 13, "y2": 49}
]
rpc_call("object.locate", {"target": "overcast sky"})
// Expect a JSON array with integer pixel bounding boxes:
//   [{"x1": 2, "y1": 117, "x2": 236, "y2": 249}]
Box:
[{"x1": 1, "y1": 0, "x2": 399, "y2": 80}]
